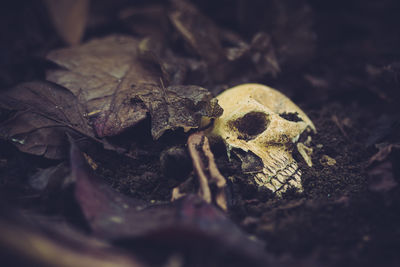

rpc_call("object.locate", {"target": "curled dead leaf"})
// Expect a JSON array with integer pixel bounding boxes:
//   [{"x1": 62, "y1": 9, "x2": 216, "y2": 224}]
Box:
[
  {"x1": 0, "y1": 81, "x2": 94, "y2": 159},
  {"x1": 47, "y1": 35, "x2": 222, "y2": 139}
]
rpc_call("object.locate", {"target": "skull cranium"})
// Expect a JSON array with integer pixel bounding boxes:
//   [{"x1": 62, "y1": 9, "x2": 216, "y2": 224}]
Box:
[{"x1": 207, "y1": 84, "x2": 316, "y2": 195}]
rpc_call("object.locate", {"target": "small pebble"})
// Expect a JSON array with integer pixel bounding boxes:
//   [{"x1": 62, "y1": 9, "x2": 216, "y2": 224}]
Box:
[{"x1": 320, "y1": 155, "x2": 336, "y2": 166}]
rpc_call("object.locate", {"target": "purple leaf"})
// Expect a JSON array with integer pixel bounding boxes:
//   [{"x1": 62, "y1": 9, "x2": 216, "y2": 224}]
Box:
[
  {"x1": 69, "y1": 138, "x2": 275, "y2": 266},
  {"x1": 0, "y1": 81, "x2": 94, "y2": 159}
]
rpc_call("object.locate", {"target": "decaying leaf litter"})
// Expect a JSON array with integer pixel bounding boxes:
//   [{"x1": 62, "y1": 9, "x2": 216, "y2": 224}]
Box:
[{"x1": 1, "y1": 0, "x2": 400, "y2": 266}]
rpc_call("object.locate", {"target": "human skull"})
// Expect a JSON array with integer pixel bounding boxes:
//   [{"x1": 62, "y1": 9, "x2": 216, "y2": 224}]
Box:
[{"x1": 207, "y1": 84, "x2": 316, "y2": 195}]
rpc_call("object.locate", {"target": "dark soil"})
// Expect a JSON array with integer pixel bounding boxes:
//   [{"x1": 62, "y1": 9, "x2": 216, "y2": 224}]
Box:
[{"x1": 1, "y1": 1, "x2": 400, "y2": 267}]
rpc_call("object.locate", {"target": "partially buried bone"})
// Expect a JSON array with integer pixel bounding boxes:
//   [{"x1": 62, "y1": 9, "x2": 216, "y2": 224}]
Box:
[
  {"x1": 172, "y1": 132, "x2": 228, "y2": 211},
  {"x1": 206, "y1": 84, "x2": 316, "y2": 195}
]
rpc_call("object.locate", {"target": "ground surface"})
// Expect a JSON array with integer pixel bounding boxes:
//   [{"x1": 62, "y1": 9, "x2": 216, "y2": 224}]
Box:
[{"x1": 1, "y1": 1, "x2": 400, "y2": 267}]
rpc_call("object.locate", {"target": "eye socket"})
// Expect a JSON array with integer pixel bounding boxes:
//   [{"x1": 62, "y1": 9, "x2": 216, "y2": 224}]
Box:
[
  {"x1": 229, "y1": 111, "x2": 269, "y2": 140},
  {"x1": 279, "y1": 112, "x2": 303, "y2": 122}
]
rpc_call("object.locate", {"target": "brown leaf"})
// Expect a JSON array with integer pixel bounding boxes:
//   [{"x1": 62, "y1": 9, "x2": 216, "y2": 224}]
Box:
[
  {"x1": 46, "y1": 35, "x2": 145, "y2": 136},
  {"x1": 137, "y1": 37, "x2": 189, "y2": 85},
  {"x1": 0, "y1": 81, "x2": 94, "y2": 159},
  {"x1": 47, "y1": 35, "x2": 222, "y2": 139},
  {"x1": 168, "y1": 0, "x2": 280, "y2": 82},
  {"x1": 169, "y1": 0, "x2": 225, "y2": 66},
  {"x1": 43, "y1": 0, "x2": 90, "y2": 45},
  {"x1": 142, "y1": 85, "x2": 223, "y2": 139}
]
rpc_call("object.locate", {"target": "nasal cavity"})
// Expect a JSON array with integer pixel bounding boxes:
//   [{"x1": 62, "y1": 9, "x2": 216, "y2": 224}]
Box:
[{"x1": 230, "y1": 111, "x2": 269, "y2": 140}]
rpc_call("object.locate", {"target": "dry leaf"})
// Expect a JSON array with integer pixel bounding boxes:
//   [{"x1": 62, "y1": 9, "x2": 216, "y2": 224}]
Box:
[
  {"x1": 0, "y1": 210, "x2": 145, "y2": 267},
  {"x1": 0, "y1": 81, "x2": 94, "y2": 159},
  {"x1": 169, "y1": 0, "x2": 280, "y2": 82},
  {"x1": 169, "y1": 0, "x2": 225, "y2": 66},
  {"x1": 43, "y1": 0, "x2": 90, "y2": 45},
  {"x1": 47, "y1": 35, "x2": 222, "y2": 139}
]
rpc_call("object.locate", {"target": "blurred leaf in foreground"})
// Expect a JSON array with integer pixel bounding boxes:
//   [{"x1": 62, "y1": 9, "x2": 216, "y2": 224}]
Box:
[
  {"x1": 43, "y1": 0, "x2": 90, "y2": 45},
  {"x1": 69, "y1": 137, "x2": 275, "y2": 266},
  {"x1": 0, "y1": 208, "x2": 145, "y2": 267}
]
